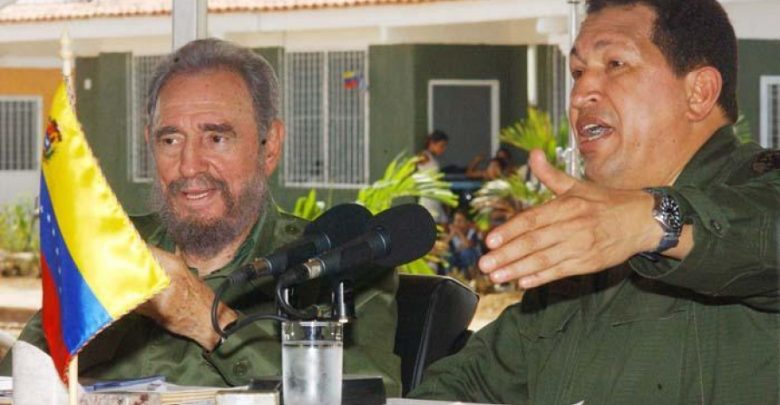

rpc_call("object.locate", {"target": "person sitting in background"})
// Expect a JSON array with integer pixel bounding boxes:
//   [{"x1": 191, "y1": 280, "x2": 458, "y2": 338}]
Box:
[
  {"x1": 444, "y1": 210, "x2": 483, "y2": 279},
  {"x1": 495, "y1": 147, "x2": 517, "y2": 175},
  {"x1": 417, "y1": 130, "x2": 450, "y2": 224},
  {"x1": 466, "y1": 155, "x2": 505, "y2": 180}
]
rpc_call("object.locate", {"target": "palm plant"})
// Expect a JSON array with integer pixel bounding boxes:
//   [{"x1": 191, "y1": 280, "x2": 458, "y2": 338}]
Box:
[
  {"x1": 470, "y1": 108, "x2": 567, "y2": 230},
  {"x1": 499, "y1": 107, "x2": 569, "y2": 165},
  {"x1": 291, "y1": 153, "x2": 458, "y2": 274}
]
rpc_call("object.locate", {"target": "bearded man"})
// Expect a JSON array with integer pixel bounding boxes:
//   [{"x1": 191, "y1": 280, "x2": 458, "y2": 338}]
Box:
[{"x1": 1, "y1": 38, "x2": 402, "y2": 395}]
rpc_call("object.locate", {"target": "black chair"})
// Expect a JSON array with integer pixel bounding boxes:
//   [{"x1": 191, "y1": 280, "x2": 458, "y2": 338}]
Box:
[{"x1": 393, "y1": 274, "x2": 479, "y2": 396}]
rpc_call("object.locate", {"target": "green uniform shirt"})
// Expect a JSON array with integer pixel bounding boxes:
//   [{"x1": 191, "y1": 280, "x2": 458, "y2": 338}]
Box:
[
  {"x1": 410, "y1": 126, "x2": 780, "y2": 404},
  {"x1": 0, "y1": 197, "x2": 402, "y2": 395}
]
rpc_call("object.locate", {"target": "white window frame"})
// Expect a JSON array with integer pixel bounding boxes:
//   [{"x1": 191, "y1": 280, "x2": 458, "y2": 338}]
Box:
[
  {"x1": 760, "y1": 75, "x2": 780, "y2": 149},
  {"x1": 130, "y1": 54, "x2": 165, "y2": 183},
  {"x1": 0, "y1": 95, "x2": 42, "y2": 172},
  {"x1": 283, "y1": 49, "x2": 370, "y2": 189},
  {"x1": 427, "y1": 79, "x2": 500, "y2": 155}
]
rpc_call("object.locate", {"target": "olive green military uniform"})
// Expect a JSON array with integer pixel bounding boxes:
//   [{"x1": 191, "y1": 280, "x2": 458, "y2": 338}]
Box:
[
  {"x1": 0, "y1": 197, "x2": 402, "y2": 395},
  {"x1": 411, "y1": 127, "x2": 780, "y2": 404}
]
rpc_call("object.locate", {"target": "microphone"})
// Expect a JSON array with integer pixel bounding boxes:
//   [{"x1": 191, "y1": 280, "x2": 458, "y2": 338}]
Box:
[
  {"x1": 228, "y1": 203, "x2": 372, "y2": 284},
  {"x1": 278, "y1": 203, "x2": 436, "y2": 287}
]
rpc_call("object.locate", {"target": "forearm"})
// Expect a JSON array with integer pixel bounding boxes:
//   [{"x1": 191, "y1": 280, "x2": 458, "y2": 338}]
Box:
[{"x1": 631, "y1": 177, "x2": 780, "y2": 307}]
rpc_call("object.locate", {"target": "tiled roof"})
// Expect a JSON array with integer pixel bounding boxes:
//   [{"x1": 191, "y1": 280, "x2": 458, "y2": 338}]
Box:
[{"x1": 0, "y1": 0, "x2": 448, "y2": 23}]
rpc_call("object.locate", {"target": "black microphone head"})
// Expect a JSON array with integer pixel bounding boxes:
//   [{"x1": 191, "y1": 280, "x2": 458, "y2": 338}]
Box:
[
  {"x1": 305, "y1": 203, "x2": 372, "y2": 246},
  {"x1": 265, "y1": 203, "x2": 372, "y2": 276},
  {"x1": 370, "y1": 203, "x2": 436, "y2": 268}
]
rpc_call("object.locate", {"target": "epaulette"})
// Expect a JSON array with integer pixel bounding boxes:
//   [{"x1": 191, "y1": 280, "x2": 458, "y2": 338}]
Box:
[{"x1": 752, "y1": 150, "x2": 780, "y2": 174}]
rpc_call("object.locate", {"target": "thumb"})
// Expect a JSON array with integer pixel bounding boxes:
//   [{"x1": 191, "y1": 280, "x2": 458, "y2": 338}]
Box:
[{"x1": 529, "y1": 149, "x2": 577, "y2": 195}]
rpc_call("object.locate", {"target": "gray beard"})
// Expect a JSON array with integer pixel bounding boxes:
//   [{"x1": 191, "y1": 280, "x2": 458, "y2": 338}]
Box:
[{"x1": 150, "y1": 170, "x2": 267, "y2": 259}]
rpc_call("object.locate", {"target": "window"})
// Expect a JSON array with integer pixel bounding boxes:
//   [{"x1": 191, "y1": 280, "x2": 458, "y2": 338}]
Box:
[
  {"x1": 283, "y1": 50, "x2": 368, "y2": 188},
  {"x1": 760, "y1": 75, "x2": 780, "y2": 149},
  {"x1": 130, "y1": 54, "x2": 165, "y2": 182},
  {"x1": 0, "y1": 97, "x2": 41, "y2": 171}
]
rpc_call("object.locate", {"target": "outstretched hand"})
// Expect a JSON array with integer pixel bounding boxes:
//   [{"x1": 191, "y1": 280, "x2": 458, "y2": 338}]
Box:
[
  {"x1": 137, "y1": 246, "x2": 237, "y2": 351},
  {"x1": 478, "y1": 149, "x2": 662, "y2": 289}
]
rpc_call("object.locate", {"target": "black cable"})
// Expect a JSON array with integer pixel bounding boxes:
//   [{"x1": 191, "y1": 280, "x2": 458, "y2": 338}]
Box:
[
  {"x1": 275, "y1": 281, "x2": 319, "y2": 320},
  {"x1": 222, "y1": 313, "x2": 289, "y2": 338},
  {"x1": 211, "y1": 267, "x2": 272, "y2": 339},
  {"x1": 211, "y1": 280, "x2": 232, "y2": 339}
]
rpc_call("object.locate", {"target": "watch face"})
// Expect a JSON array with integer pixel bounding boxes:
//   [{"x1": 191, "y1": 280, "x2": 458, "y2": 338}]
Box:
[{"x1": 660, "y1": 196, "x2": 683, "y2": 231}]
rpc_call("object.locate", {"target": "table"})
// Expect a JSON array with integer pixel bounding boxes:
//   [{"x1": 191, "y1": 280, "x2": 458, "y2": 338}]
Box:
[{"x1": 388, "y1": 399, "x2": 497, "y2": 405}]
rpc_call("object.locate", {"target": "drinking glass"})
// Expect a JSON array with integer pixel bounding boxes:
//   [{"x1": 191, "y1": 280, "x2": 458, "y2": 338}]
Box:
[{"x1": 281, "y1": 320, "x2": 343, "y2": 405}]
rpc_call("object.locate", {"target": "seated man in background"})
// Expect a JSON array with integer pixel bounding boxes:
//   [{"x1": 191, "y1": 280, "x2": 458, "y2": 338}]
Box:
[
  {"x1": 411, "y1": 0, "x2": 779, "y2": 404},
  {"x1": 0, "y1": 38, "x2": 401, "y2": 394}
]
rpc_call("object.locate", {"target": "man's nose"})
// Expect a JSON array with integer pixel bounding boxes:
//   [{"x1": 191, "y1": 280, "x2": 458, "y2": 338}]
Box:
[
  {"x1": 179, "y1": 140, "x2": 208, "y2": 177},
  {"x1": 570, "y1": 71, "x2": 603, "y2": 110}
]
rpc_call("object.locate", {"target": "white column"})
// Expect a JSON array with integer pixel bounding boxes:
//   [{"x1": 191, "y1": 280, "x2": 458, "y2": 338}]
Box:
[{"x1": 172, "y1": 0, "x2": 208, "y2": 51}]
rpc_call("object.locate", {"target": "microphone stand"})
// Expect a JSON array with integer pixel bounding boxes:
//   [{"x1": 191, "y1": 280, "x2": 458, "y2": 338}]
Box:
[{"x1": 331, "y1": 279, "x2": 355, "y2": 324}]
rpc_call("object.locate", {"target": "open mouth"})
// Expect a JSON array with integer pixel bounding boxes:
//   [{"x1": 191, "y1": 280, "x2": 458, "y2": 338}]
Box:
[
  {"x1": 183, "y1": 189, "x2": 213, "y2": 200},
  {"x1": 580, "y1": 123, "x2": 612, "y2": 142}
]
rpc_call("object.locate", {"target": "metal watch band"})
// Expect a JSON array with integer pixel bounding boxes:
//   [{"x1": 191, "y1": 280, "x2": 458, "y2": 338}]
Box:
[{"x1": 643, "y1": 188, "x2": 683, "y2": 255}]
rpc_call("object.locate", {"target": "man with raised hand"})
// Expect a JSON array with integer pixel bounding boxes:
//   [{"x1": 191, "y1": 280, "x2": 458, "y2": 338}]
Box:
[{"x1": 411, "y1": 1, "x2": 779, "y2": 403}]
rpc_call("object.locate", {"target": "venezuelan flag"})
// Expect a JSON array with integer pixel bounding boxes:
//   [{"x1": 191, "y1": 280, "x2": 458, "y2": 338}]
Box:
[
  {"x1": 39, "y1": 82, "x2": 169, "y2": 381},
  {"x1": 342, "y1": 70, "x2": 361, "y2": 90}
]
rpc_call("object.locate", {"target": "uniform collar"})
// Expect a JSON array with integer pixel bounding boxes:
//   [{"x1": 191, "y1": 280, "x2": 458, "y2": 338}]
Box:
[{"x1": 674, "y1": 125, "x2": 738, "y2": 188}]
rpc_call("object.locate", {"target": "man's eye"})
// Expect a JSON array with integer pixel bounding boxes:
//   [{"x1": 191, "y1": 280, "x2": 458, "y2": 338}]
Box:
[
  {"x1": 608, "y1": 60, "x2": 625, "y2": 69},
  {"x1": 571, "y1": 69, "x2": 583, "y2": 80},
  {"x1": 210, "y1": 134, "x2": 225, "y2": 143},
  {"x1": 160, "y1": 136, "x2": 178, "y2": 145}
]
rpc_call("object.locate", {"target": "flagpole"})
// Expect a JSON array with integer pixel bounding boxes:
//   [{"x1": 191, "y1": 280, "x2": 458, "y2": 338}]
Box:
[
  {"x1": 68, "y1": 357, "x2": 78, "y2": 405},
  {"x1": 60, "y1": 30, "x2": 76, "y2": 106},
  {"x1": 60, "y1": 28, "x2": 80, "y2": 405}
]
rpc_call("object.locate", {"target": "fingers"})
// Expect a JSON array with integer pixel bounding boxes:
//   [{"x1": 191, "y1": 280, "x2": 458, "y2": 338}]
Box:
[
  {"x1": 485, "y1": 241, "x2": 575, "y2": 285},
  {"x1": 529, "y1": 149, "x2": 577, "y2": 196},
  {"x1": 514, "y1": 257, "x2": 584, "y2": 289},
  {"x1": 483, "y1": 195, "x2": 590, "y2": 251},
  {"x1": 481, "y1": 215, "x2": 594, "y2": 278}
]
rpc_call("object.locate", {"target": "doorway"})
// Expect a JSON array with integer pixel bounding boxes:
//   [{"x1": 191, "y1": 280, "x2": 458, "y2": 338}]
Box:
[{"x1": 427, "y1": 80, "x2": 499, "y2": 172}]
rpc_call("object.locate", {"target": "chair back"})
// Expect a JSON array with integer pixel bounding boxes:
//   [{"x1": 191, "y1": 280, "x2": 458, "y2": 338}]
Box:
[{"x1": 393, "y1": 274, "x2": 479, "y2": 396}]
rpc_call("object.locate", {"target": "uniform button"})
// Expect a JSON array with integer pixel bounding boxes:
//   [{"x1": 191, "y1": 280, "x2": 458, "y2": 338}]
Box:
[
  {"x1": 233, "y1": 360, "x2": 249, "y2": 376},
  {"x1": 710, "y1": 220, "x2": 722, "y2": 232},
  {"x1": 285, "y1": 224, "x2": 300, "y2": 235}
]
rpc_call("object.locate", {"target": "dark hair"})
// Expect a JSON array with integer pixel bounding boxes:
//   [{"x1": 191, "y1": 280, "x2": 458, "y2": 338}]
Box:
[
  {"x1": 145, "y1": 38, "x2": 280, "y2": 140},
  {"x1": 426, "y1": 130, "x2": 449, "y2": 146},
  {"x1": 491, "y1": 157, "x2": 508, "y2": 172},
  {"x1": 496, "y1": 147, "x2": 512, "y2": 161},
  {"x1": 586, "y1": 0, "x2": 738, "y2": 122}
]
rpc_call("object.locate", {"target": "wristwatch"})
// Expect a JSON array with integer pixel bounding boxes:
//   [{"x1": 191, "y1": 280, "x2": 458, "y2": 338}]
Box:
[{"x1": 643, "y1": 188, "x2": 683, "y2": 254}]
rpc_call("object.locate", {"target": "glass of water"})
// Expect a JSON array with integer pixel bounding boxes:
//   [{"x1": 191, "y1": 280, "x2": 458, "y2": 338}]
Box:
[{"x1": 282, "y1": 320, "x2": 343, "y2": 405}]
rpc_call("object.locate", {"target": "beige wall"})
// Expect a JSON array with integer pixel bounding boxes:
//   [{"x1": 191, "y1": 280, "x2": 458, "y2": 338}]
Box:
[
  {"x1": 0, "y1": 68, "x2": 61, "y2": 205},
  {"x1": 0, "y1": 67, "x2": 61, "y2": 117}
]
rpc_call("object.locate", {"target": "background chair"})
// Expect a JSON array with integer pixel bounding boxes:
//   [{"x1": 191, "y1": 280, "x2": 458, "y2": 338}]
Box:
[{"x1": 393, "y1": 274, "x2": 479, "y2": 396}]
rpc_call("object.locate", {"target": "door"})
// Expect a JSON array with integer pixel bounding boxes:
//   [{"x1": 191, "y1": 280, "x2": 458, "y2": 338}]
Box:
[{"x1": 428, "y1": 80, "x2": 499, "y2": 172}]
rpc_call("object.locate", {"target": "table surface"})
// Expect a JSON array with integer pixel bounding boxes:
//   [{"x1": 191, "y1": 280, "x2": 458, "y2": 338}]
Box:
[{"x1": 388, "y1": 399, "x2": 496, "y2": 405}]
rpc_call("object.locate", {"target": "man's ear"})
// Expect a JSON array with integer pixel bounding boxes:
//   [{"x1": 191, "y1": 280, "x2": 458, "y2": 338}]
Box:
[
  {"x1": 262, "y1": 120, "x2": 285, "y2": 174},
  {"x1": 684, "y1": 66, "x2": 722, "y2": 122}
]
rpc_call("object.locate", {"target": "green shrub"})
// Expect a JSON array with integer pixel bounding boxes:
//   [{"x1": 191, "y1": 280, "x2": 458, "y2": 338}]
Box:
[{"x1": 0, "y1": 198, "x2": 39, "y2": 253}]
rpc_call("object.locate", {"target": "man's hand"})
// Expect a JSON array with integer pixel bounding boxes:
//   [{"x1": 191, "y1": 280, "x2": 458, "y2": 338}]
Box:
[
  {"x1": 137, "y1": 246, "x2": 238, "y2": 351},
  {"x1": 478, "y1": 149, "x2": 664, "y2": 289}
]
